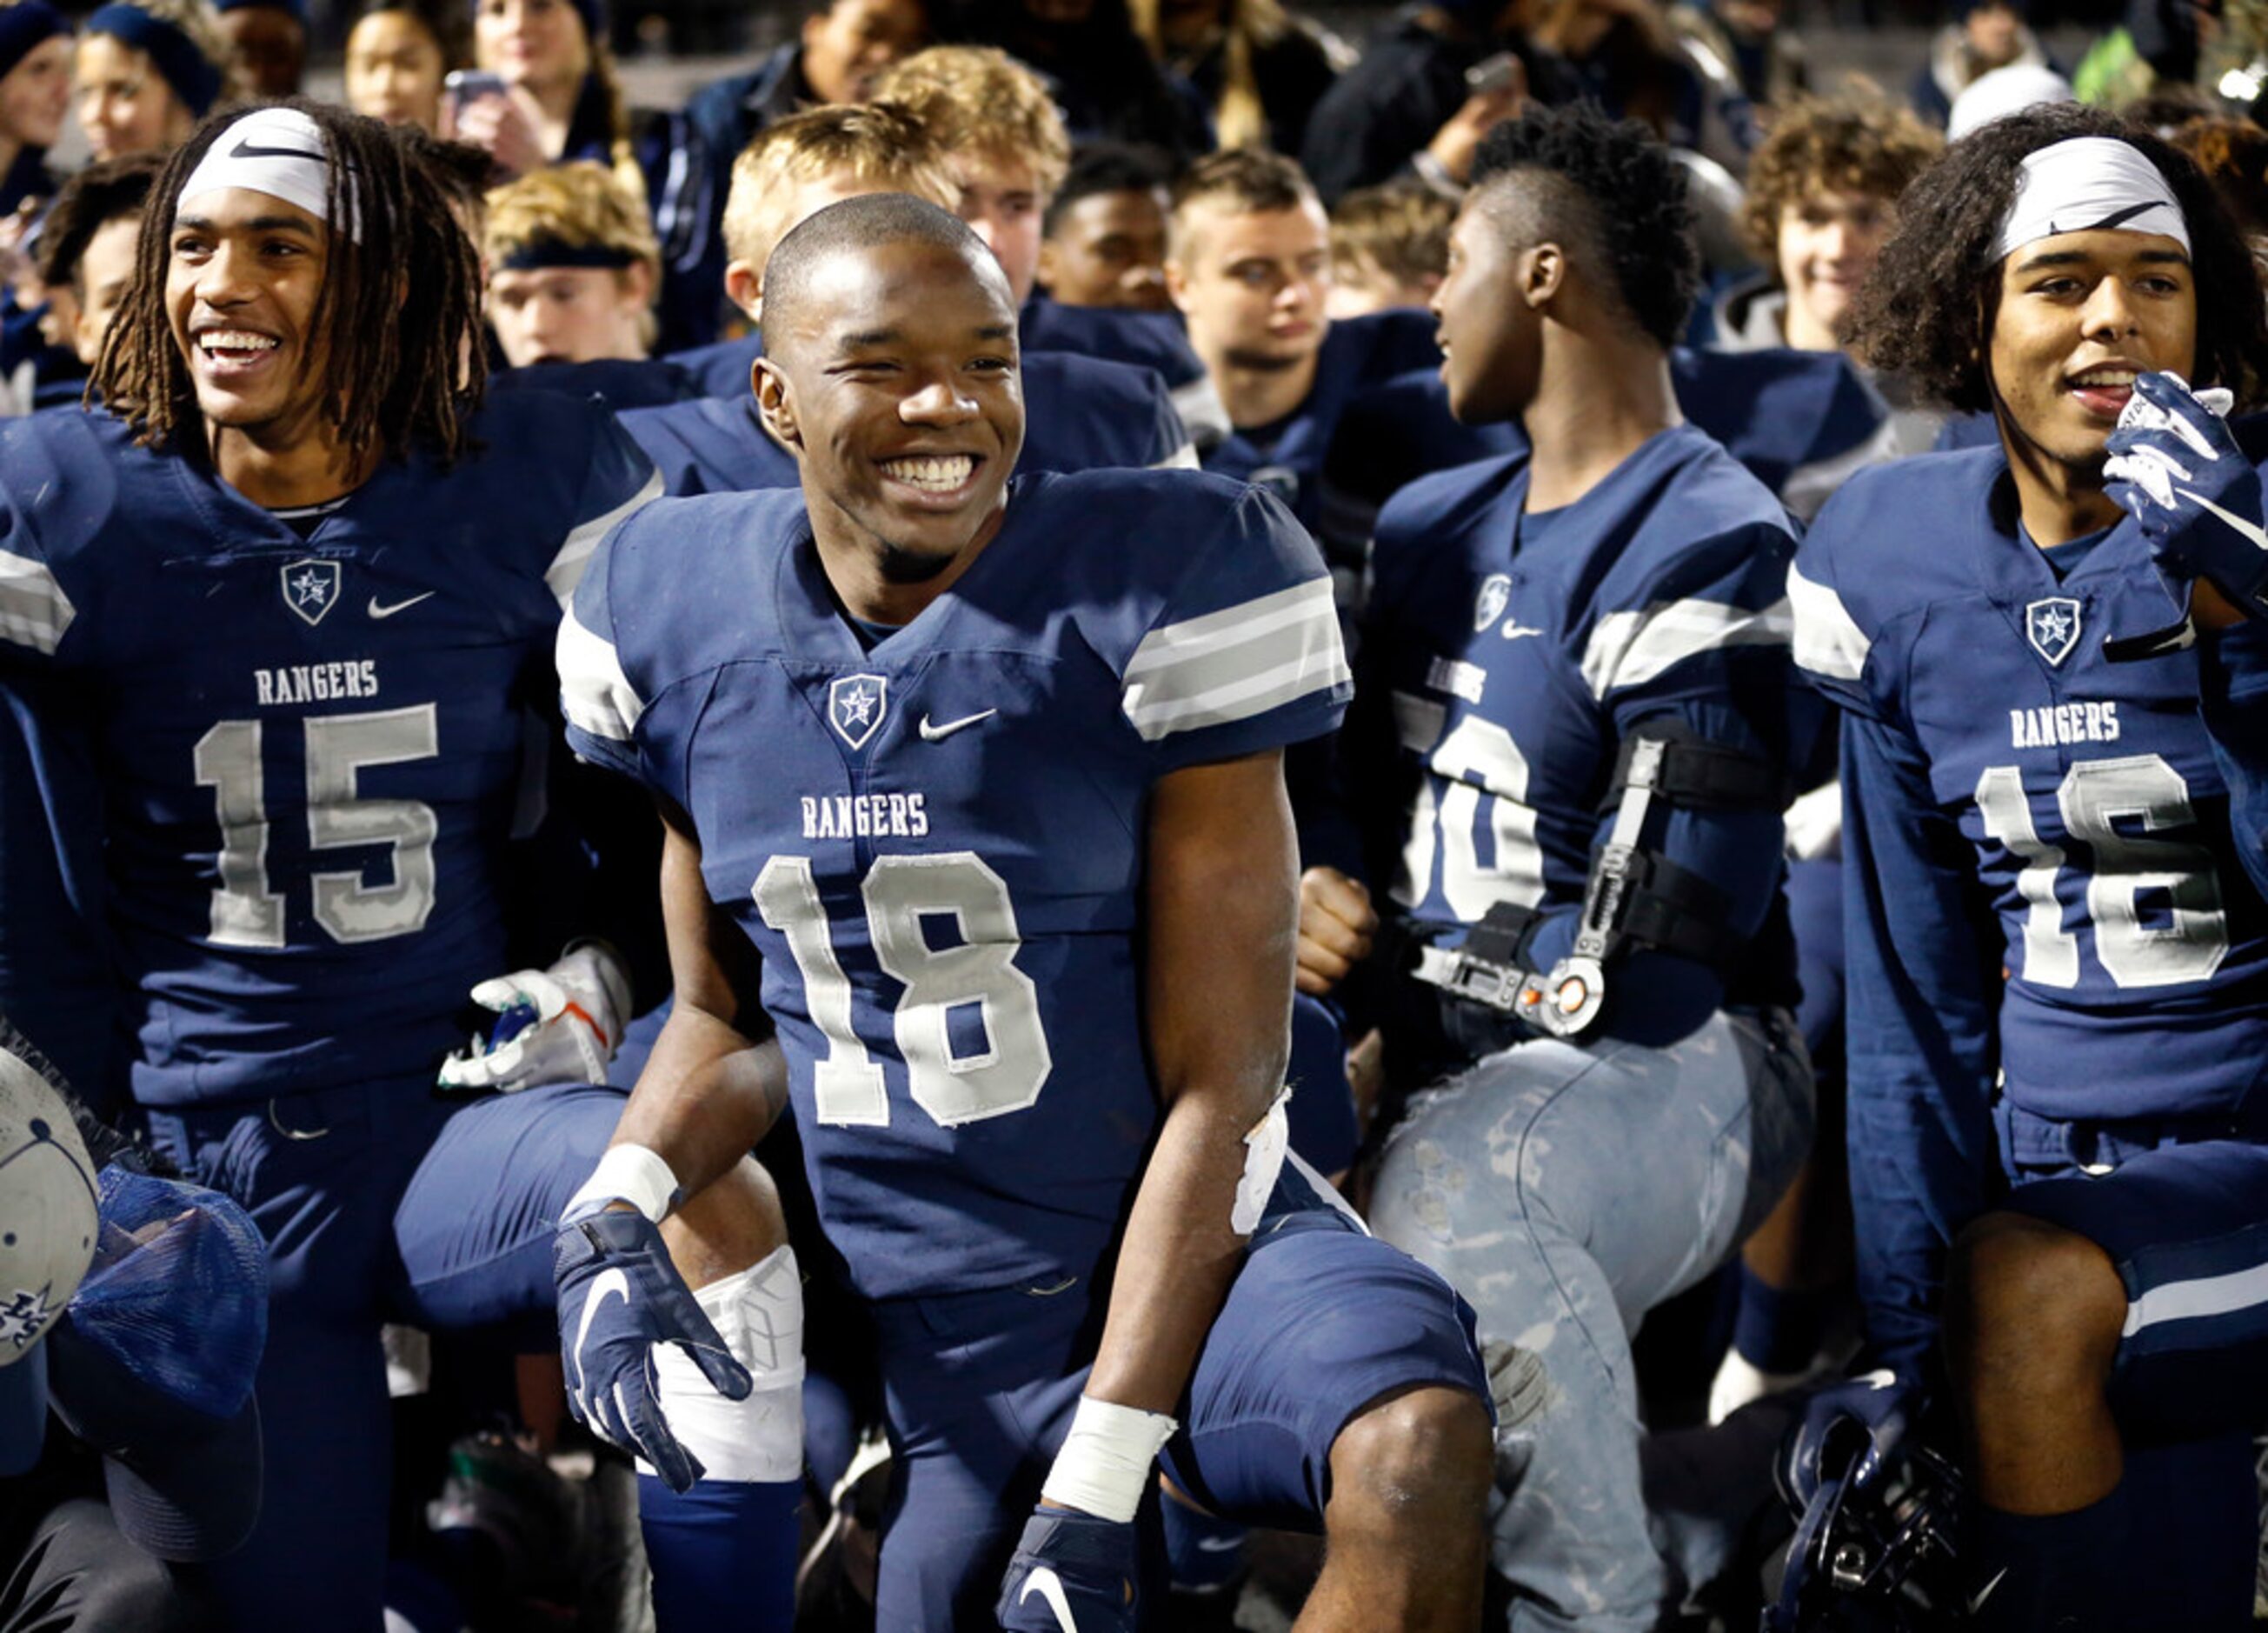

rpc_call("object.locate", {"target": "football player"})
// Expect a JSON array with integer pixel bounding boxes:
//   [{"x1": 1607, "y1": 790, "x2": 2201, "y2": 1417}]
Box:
[
  {"x1": 1300, "y1": 105, "x2": 1816, "y2": 1628},
  {"x1": 0, "y1": 102, "x2": 788, "y2": 1630},
  {"x1": 1165, "y1": 146, "x2": 1440, "y2": 533},
  {"x1": 624, "y1": 101, "x2": 1191, "y2": 498},
  {"x1": 554, "y1": 191, "x2": 1498, "y2": 1632},
  {"x1": 1791, "y1": 102, "x2": 2268, "y2": 1630}
]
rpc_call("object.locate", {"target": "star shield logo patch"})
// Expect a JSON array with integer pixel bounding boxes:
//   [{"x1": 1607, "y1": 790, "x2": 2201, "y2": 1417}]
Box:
[
  {"x1": 281, "y1": 558, "x2": 342, "y2": 627},
  {"x1": 828, "y1": 674, "x2": 888, "y2": 750},
  {"x1": 2025, "y1": 597, "x2": 2083, "y2": 667},
  {"x1": 1473, "y1": 573, "x2": 1512, "y2": 633}
]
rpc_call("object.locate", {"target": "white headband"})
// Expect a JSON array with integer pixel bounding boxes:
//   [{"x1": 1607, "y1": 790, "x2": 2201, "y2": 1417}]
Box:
[
  {"x1": 178, "y1": 108, "x2": 358, "y2": 241},
  {"x1": 1997, "y1": 137, "x2": 2188, "y2": 263}
]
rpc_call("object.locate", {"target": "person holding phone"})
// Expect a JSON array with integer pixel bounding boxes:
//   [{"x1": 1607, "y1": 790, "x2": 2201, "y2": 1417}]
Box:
[{"x1": 452, "y1": 0, "x2": 724, "y2": 350}]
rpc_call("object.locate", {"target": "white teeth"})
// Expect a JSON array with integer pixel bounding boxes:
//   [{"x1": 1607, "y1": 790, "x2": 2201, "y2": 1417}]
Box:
[
  {"x1": 881, "y1": 454, "x2": 974, "y2": 491},
  {"x1": 2073, "y1": 370, "x2": 2137, "y2": 388},
  {"x1": 198, "y1": 330, "x2": 279, "y2": 354}
]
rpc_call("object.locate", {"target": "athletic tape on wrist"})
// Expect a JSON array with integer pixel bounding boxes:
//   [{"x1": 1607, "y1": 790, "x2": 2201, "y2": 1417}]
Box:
[
  {"x1": 563, "y1": 1142, "x2": 678, "y2": 1224},
  {"x1": 1041, "y1": 1396, "x2": 1179, "y2": 1523}
]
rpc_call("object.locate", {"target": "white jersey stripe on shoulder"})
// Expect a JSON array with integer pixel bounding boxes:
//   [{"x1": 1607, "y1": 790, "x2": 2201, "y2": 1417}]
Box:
[
  {"x1": 2122, "y1": 1258, "x2": 2268, "y2": 1338},
  {"x1": 0, "y1": 550, "x2": 75, "y2": 656},
  {"x1": 1580, "y1": 597, "x2": 1792, "y2": 700},
  {"x1": 546, "y1": 470, "x2": 664, "y2": 610},
  {"x1": 1150, "y1": 442, "x2": 1201, "y2": 470},
  {"x1": 1122, "y1": 579, "x2": 1347, "y2": 740},
  {"x1": 557, "y1": 608, "x2": 644, "y2": 742},
  {"x1": 1786, "y1": 562, "x2": 1872, "y2": 683}
]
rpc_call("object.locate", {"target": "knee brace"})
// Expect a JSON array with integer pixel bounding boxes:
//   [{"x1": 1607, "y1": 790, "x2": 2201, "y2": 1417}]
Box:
[{"x1": 641, "y1": 1244, "x2": 804, "y2": 1484}]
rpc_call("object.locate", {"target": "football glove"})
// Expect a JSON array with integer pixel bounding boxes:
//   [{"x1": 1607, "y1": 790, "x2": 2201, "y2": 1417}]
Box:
[
  {"x1": 1778, "y1": 1368, "x2": 1922, "y2": 1513},
  {"x1": 440, "y1": 941, "x2": 630, "y2": 1094},
  {"x1": 996, "y1": 1509, "x2": 1141, "y2": 1633},
  {"x1": 2104, "y1": 371, "x2": 2268, "y2": 623},
  {"x1": 554, "y1": 1206, "x2": 750, "y2": 1492}
]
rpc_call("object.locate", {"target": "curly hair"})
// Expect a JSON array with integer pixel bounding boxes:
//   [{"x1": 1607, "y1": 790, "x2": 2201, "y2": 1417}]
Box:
[
  {"x1": 868, "y1": 46, "x2": 1071, "y2": 197},
  {"x1": 1740, "y1": 95, "x2": 1940, "y2": 268},
  {"x1": 95, "y1": 97, "x2": 487, "y2": 466},
  {"x1": 2172, "y1": 117, "x2": 2268, "y2": 238},
  {"x1": 1854, "y1": 103, "x2": 2268, "y2": 414},
  {"x1": 1468, "y1": 103, "x2": 1699, "y2": 351}
]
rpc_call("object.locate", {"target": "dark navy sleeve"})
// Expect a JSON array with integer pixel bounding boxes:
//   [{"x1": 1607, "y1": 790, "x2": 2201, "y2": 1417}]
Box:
[
  {"x1": 2198, "y1": 618, "x2": 2268, "y2": 904},
  {"x1": 1121, "y1": 486, "x2": 1352, "y2": 770},
  {"x1": 1139, "y1": 369, "x2": 1195, "y2": 469},
  {"x1": 545, "y1": 411, "x2": 663, "y2": 617},
  {"x1": 558, "y1": 518, "x2": 650, "y2": 786},
  {"x1": 1839, "y1": 709, "x2": 2004, "y2": 1379}
]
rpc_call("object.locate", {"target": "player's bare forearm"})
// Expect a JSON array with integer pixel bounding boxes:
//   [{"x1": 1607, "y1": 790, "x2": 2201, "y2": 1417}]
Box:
[
  {"x1": 607, "y1": 805, "x2": 787, "y2": 1201},
  {"x1": 1085, "y1": 750, "x2": 1298, "y2": 1414}
]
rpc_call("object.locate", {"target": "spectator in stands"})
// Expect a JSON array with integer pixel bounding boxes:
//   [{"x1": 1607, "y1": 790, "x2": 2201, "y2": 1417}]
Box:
[
  {"x1": 1707, "y1": 95, "x2": 1938, "y2": 358},
  {"x1": 455, "y1": 0, "x2": 723, "y2": 350},
  {"x1": 2174, "y1": 116, "x2": 2268, "y2": 247},
  {"x1": 73, "y1": 0, "x2": 232, "y2": 161},
  {"x1": 1126, "y1": 0, "x2": 1351, "y2": 157},
  {"x1": 343, "y1": 0, "x2": 467, "y2": 131},
  {"x1": 1327, "y1": 180, "x2": 1452, "y2": 317},
  {"x1": 1911, "y1": 0, "x2": 2059, "y2": 130},
  {"x1": 683, "y1": 0, "x2": 928, "y2": 218},
  {"x1": 1299, "y1": 0, "x2": 1541, "y2": 204},
  {"x1": 483, "y1": 160, "x2": 659, "y2": 367},
  {"x1": 1528, "y1": 0, "x2": 1709, "y2": 155},
  {"x1": 953, "y1": 0, "x2": 1212, "y2": 158},
  {"x1": 1036, "y1": 142, "x2": 1175, "y2": 310},
  {"x1": 210, "y1": 0, "x2": 303, "y2": 96},
  {"x1": 0, "y1": 1, "x2": 70, "y2": 216},
  {"x1": 29, "y1": 152, "x2": 159, "y2": 375}
]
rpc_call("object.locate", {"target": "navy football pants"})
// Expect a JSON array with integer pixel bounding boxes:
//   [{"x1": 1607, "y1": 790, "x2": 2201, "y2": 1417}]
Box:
[
  {"x1": 145, "y1": 1077, "x2": 627, "y2": 1631},
  {"x1": 869, "y1": 1183, "x2": 1491, "y2": 1631}
]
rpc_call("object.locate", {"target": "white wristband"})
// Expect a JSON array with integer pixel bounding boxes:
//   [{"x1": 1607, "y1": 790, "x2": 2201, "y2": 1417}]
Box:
[
  {"x1": 1040, "y1": 1395, "x2": 1178, "y2": 1523},
  {"x1": 563, "y1": 1143, "x2": 679, "y2": 1224}
]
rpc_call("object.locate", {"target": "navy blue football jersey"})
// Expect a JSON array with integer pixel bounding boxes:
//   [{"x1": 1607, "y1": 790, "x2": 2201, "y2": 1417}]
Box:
[
  {"x1": 0, "y1": 400, "x2": 661, "y2": 1109},
  {"x1": 1202, "y1": 310, "x2": 1440, "y2": 535},
  {"x1": 1353, "y1": 423, "x2": 1805, "y2": 1042},
  {"x1": 621, "y1": 350, "x2": 1192, "y2": 497},
  {"x1": 1018, "y1": 297, "x2": 1206, "y2": 390},
  {"x1": 489, "y1": 356, "x2": 707, "y2": 411},
  {"x1": 1792, "y1": 449, "x2": 2268, "y2": 1365},
  {"x1": 560, "y1": 470, "x2": 1349, "y2": 1296}
]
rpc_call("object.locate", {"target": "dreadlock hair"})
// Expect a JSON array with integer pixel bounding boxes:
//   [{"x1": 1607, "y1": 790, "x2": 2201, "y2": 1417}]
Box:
[
  {"x1": 95, "y1": 97, "x2": 487, "y2": 468},
  {"x1": 1853, "y1": 102, "x2": 2268, "y2": 414},
  {"x1": 1467, "y1": 103, "x2": 1700, "y2": 352}
]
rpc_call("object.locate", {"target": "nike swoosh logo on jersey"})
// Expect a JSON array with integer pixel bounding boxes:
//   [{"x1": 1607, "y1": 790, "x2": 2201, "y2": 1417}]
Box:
[
  {"x1": 231, "y1": 136, "x2": 328, "y2": 163},
  {"x1": 1966, "y1": 1568, "x2": 2009, "y2": 1615},
  {"x1": 1019, "y1": 1567, "x2": 1081, "y2": 1632},
  {"x1": 919, "y1": 710, "x2": 996, "y2": 741},
  {"x1": 2179, "y1": 488, "x2": 2268, "y2": 553},
  {"x1": 368, "y1": 592, "x2": 436, "y2": 619},
  {"x1": 1500, "y1": 623, "x2": 1546, "y2": 641},
  {"x1": 1194, "y1": 1534, "x2": 1244, "y2": 1552}
]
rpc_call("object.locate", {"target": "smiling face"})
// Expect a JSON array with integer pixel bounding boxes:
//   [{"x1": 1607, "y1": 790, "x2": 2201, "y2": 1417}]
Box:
[
  {"x1": 166, "y1": 184, "x2": 334, "y2": 448},
  {"x1": 760, "y1": 235, "x2": 1023, "y2": 587},
  {"x1": 1989, "y1": 227, "x2": 2197, "y2": 470},
  {"x1": 1167, "y1": 197, "x2": 1331, "y2": 370},
  {"x1": 346, "y1": 10, "x2": 447, "y2": 130},
  {"x1": 76, "y1": 33, "x2": 195, "y2": 161},
  {"x1": 0, "y1": 34, "x2": 73, "y2": 153},
  {"x1": 1777, "y1": 187, "x2": 1892, "y2": 350}
]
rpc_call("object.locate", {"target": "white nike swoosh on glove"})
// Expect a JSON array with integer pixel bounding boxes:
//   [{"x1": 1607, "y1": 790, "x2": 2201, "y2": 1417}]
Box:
[
  {"x1": 1020, "y1": 1566, "x2": 1081, "y2": 1632},
  {"x1": 2180, "y1": 488, "x2": 2268, "y2": 553},
  {"x1": 572, "y1": 1267, "x2": 632, "y2": 1410}
]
